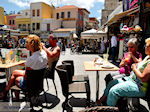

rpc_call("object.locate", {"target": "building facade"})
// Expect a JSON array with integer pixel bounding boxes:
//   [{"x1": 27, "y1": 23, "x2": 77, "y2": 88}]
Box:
[
  {"x1": 101, "y1": 0, "x2": 121, "y2": 25},
  {"x1": 85, "y1": 17, "x2": 99, "y2": 30},
  {"x1": 15, "y1": 9, "x2": 31, "y2": 31},
  {"x1": 0, "y1": 7, "x2": 5, "y2": 26},
  {"x1": 54, "y1": 5, "x2": 90, "y2": 36},
  {"x1": 6, "y1": 14, "x2": 20, "y2": 29},
  {"x1": 30, "y1": 2, "x2": 54, "y2": 33}
]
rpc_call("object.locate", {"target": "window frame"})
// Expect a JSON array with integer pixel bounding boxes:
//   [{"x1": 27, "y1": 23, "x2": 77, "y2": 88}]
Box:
[
  {"x1": 37, "y1": 9, "x2": 40, "y2": 17},
  {"x1": 32, "y1": 10, "x2": 35, "y2": 17}
]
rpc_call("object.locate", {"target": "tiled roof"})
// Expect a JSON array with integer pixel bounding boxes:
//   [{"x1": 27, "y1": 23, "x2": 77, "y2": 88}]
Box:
[{"x1": 57, "y1": 5, "x2": 79, "y2": 9}]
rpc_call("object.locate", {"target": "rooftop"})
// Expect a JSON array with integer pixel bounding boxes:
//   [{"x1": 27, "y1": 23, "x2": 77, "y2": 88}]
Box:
[{"x1": 57, "y1": 5, "x2": 79, "y2": 10}]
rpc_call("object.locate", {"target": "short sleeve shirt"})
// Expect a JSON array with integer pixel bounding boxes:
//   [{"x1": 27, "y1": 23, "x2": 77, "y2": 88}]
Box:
[
  {"x1": 119, "y1": 52, "x2": 142, "y2": 74},
  {"x1": 25, "y1": 50, "x2": 48, "y2": 70},
  {"x1": 111, "y1": 36, "x2": 117, "y2": 47}
]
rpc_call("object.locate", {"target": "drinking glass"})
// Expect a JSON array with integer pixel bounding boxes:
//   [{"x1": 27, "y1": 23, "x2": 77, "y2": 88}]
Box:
[{"x1": 103, "y1": 54, "x2": 109, "y2": 61}]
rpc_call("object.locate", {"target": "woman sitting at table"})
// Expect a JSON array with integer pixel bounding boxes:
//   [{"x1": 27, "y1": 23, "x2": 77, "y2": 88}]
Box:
[
  {"x1": 97, "y1": 38, "x2": 150, "y2": 106},
  {"x1": 104, "y1": 38, "x2": 142, "y2": 88},
  {"x1": 119, "y1": 38, "x2": 142, "y2": 75},
  {"x1": 0, "y1": 35, "x2": 48, "y2": 100}
]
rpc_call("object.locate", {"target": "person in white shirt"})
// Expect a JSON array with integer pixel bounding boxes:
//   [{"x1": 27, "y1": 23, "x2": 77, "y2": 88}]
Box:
[
  {"x1": 1, "y1": 35, "x2": 48, "y2": 100},
  {"x1": 111, "y1": 34, "x2": 118, "y2": 62},
  {"x1": 100, "y1": 37, "x2": 105, "y2": 53}
]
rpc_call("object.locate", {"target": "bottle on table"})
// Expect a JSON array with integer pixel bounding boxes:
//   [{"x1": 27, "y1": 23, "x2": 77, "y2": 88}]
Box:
[{"x1": 16, "y1": 50, "x2": 21, "y2": 62}]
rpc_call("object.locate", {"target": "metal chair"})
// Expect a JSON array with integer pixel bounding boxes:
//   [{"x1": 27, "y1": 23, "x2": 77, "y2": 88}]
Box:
[
  {"x1": 55, "y1": 65, "x2": 91, "y2": 111},
  {"x1": 0, "y1": 72, "x2": 6, "y2": 92},
  {"x1": 0, "y1": 72, "x2": 6, "y2": 101},
  {"x1": 44, "y1": 60, "x2": 58, "y2": 96},
  {"x1": 62, "y1": 60, "x2": 89, "y2": 83},
  {"x1": 79, "y1": 106, "x2": 119, "y2": 112},
  {"x1": 11, "y1": 69, "x2": 48, "y2": 111}
]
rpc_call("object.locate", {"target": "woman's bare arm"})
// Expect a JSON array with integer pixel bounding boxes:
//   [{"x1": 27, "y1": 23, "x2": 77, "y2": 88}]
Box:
[
  {"x1": 42, "y1": 45, "x2": 60, "y2": 58},
  {"x1": 132, "y1": 64, "x2": 150, "y2": 82}
]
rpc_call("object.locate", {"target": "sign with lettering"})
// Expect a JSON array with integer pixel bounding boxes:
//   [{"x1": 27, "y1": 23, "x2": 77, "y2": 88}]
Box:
[{"x1": 129, "y1": 0, "x2": 139, "y2": 9}]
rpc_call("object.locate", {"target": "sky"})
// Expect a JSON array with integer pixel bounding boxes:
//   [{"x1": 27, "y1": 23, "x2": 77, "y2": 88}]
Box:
[{"x1": 0, "y1": 0, "x2": 104, "y2": 21}]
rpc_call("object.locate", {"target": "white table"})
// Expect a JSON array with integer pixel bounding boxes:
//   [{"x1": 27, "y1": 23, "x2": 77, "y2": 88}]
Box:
[{"x1": 84, "y1": 58, "x2": 119, "y2": 101}]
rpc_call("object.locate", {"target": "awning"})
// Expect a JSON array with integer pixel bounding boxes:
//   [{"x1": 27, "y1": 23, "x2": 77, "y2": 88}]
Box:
[
  {"x1": 53, "y1": 28, "x2": 76, "y2": 32},
  {"x1": 81, "y1": 29, "x2": 106, "y2": 39},
  {"x1": 73, "y1": 33, "x2": 78, "y2": 38},
  {"x1": 53, "y1": 32, "x2": 71, "y2": 38},
  {"x1": 108, "y1": 4, "x2": 123, "y2": 23},
  {"x1": 106, "y1": 6, "x2": 140, "y2": 26},
  {"x1": 10, "y1": 32, "x2": 29, "y2": 36},
  {"x1": 53, "y1": 28, "x2": 76, "y2": 38},
  {"x1": 81, "y1": 35, "x2": 106, "y2": 39}
]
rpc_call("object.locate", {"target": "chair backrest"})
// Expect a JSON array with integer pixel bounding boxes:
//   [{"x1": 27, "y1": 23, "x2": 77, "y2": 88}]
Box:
[
  {"x1": 146, "y1": 81, "x2": 150, "y2": 108},
  {"x1": 62, "y1": 60, "x2": 74, "y2": 76},
  {"x1": 26, "y1": 68, "x2": 45, "y2": 96},
  {"x1": 47, "y1": 60, "x2": 58, "y2": 79},
  {"x1": 55, "y1": 65, "x2": 69, "y2": 97},
  {"x1": 0, "y1": 72, "x2": 6, "y2": 92}
]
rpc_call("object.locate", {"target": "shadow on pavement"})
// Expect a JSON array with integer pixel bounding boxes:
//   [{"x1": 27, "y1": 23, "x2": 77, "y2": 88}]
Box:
[
  {"x1": 137, "y1": 104, "x2": 149, "y2": 112},
  {"x1": 38, "y1": 93, "x2": 60, "y2": 109},
  {"x1": 68, "y1": 96, "x2": 88, "y2": 107},
  {"x1": 0, "y1": 93, "x2": 60, "y2": 112}
]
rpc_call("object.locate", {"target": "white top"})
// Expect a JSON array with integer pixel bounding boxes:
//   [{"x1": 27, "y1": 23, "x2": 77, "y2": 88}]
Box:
[
  {"x1": 111, "y1": 36, "x2": 117, "y2": 47},
  {"x1": 25, "y1": 50, "x2": 48, "y2": 70}
]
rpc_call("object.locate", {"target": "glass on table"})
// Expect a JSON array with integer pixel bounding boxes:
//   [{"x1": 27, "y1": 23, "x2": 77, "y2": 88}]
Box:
[
  {"x1": 124, "y1": 54, "x2": 131, "y2": 63},
  {"x1": 103, "y1": 54, "x2": 109, "y2": 61}
]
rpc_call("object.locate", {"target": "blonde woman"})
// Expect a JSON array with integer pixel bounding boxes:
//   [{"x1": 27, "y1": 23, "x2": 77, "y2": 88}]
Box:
[{"x1": 1, "y1": 35, "x2": 48, "y2": 100}]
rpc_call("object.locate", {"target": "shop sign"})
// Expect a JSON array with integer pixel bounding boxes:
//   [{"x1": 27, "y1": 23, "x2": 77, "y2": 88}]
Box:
[
  {"x1": 123, "y1": 0, "x2": 139, "y2": 10},
  {"x1": 129, "y1": 0, "x2": 139, "y2": 9}
]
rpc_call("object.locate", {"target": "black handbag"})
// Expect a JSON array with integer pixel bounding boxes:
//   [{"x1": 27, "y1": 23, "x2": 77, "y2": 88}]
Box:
[{"x1": 105, "y1": 72, "x2": 125, "y2": 86}]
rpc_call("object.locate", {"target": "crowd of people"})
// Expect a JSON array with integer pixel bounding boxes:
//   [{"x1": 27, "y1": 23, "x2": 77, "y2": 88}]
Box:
[{"x1": 0, "y1": 36, "x2": 26, "y2": 49}]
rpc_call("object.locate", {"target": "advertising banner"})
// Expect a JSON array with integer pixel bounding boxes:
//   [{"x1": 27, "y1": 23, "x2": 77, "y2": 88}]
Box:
[
  {"x1": 123, "y1": 0, "x2": 139, "y2": 11},
  {"x1": 129, "y1": 0, "x2": 139, "y2": 9}
]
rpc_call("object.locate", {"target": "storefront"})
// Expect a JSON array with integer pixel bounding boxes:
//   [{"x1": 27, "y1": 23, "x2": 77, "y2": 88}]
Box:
[
  {"x1": 105, "y1": 2, "x2": 141, "y2": 59},
  {"x1": 138, "y1": 0, "x2": 150, "y2": 56},
  {"x1": 53, "y1": 28, "x2": 76, "y2": 47}
]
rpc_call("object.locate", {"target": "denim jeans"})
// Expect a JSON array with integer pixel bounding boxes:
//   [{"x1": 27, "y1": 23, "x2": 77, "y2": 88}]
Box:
[
  {"x1": 111, "y1": 47, "x2": 117, "y2": 62},
  {"x1": 104, "y1": 77, "x2": 145, "y2": 106}
]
